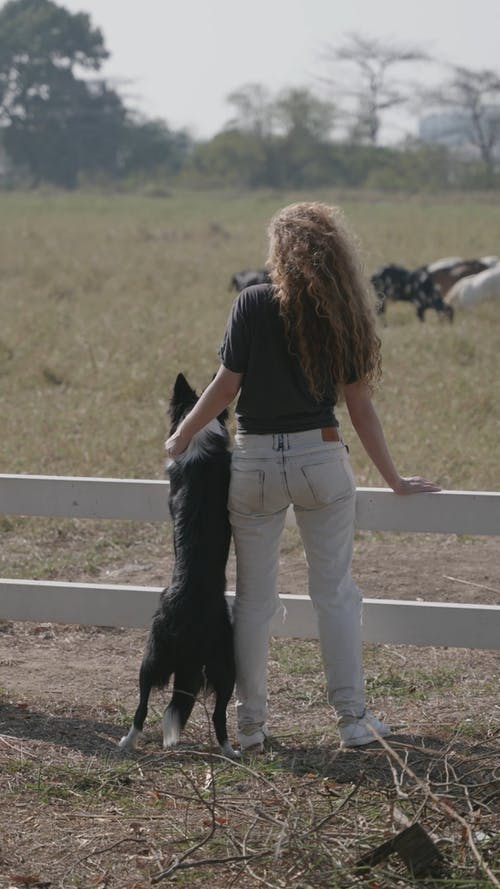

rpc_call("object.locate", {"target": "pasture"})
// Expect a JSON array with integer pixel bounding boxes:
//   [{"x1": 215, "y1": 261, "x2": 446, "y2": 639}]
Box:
[
  {"x1": 0, "y1": 189, "x2": 499, "y2": 888},
  {"x1": 0, "y1": 189, "x2": 499, "y2": 486}
]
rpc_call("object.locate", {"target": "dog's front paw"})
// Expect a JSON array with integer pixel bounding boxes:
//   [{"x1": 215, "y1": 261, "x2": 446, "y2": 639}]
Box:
[{"x1": 118, "y1": 727, "x2": 141, "y2": 751}]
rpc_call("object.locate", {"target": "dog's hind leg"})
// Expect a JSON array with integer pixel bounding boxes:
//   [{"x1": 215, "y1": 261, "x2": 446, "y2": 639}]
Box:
[
  {"x1": 208, "y1": 662, "x2": 238, "y2": 758},
  {"x1": 119, "y1": 662, "x2": 160, "y2": 751},
  {"x1": 162, "y1": 670, "x2": 201, "y2": 748}
]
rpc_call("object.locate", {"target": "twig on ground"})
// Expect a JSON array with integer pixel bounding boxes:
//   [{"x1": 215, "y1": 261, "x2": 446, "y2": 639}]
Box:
[
  {"x1": 63, "y1": 835, "x2": 147, "y2": 875},
  {"x1": 152, "y1": 849, "x2": 272, "y2": 882},
  {"x1": 301, "y1": 776, "x2": 364, "y2": 838},
  {"x1": 375, "y1": 730, "x2": 500, "y2": 889},
  {"x1": 443, "y1": 575, "x2": 500, "y2": 594}
]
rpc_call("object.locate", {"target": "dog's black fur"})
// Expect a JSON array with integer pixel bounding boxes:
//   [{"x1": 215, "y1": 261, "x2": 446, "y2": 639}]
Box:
[{"x1": 119, "y1": 373, "x2": 236, "y2": 756}]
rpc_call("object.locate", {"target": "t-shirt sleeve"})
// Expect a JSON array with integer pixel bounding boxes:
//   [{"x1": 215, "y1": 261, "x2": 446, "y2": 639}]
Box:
[
  {"x1": 345, "y1": 362, "x2": 359, "y2": 385},
  {"x1": 219, "y1": 292, "x2": 252, "y2": 373}
]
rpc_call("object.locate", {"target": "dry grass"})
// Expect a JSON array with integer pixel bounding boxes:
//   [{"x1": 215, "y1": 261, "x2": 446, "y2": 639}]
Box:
[
  {"x1": 0, "y1": 188, "x2": 499, "y2": 486},
  {"x1": 0, "y1": 625, "x2": 499, "y2": 888}
]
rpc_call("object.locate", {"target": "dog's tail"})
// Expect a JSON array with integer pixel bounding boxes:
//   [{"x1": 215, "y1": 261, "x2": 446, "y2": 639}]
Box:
[
  {"x1": 162, "y1": 675, "x2": 200, "y2": 748},
  {"x1": 162, "y1": 706, "x2": 182, "y2": 748}
]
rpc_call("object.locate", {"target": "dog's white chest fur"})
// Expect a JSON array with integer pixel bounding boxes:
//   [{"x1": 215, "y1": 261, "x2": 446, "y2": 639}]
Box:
[{"x1": 170, "y1": 418, "x2": 227, "y2": 466}]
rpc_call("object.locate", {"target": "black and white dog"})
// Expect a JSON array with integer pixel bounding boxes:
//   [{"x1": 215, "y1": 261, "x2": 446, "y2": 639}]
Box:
[{"x1": 119, "y1": 373, "x2": 236, "y2": 757}]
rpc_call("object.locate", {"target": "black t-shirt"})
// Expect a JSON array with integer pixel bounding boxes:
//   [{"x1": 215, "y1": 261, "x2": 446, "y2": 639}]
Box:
[{"x1": 219, "y1": 283, "x2": 341, "y2": 434}]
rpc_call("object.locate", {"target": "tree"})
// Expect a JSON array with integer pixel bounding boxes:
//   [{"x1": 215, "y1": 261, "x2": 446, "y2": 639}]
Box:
[
  {"x1": 273, "y1": 87, "x2": 335, "y2": 141},
  {"x1": 186, "y1": 129, "x2": 270, "y2": 188},
  {"x1": 0, "y1": 0, "x2": 126, "y2": 186},
  {"x1": 269, "y1": 88, "x2": 336, "y2": 187},
  {"x1": 224, "y1": 83, "x2": 275, "y2": 139},
  {"x1": 321, "y1": 33, "x2": 427, "y2": 144},
  {"x1": 117, "y1": 116, "x2": 192, "y2": 179},
  {"x1": 423, "y1": 66, "x2": 500, "y2": 174}
]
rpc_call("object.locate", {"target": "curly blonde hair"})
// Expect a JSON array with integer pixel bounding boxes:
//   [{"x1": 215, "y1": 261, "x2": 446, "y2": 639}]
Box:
[{"x1": 267, "y1": 202, "x2": 381, "y2": 401}]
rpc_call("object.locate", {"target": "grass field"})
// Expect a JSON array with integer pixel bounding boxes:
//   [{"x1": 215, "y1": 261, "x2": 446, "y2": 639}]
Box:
[{"x1": 0, "y1": 188, "x2": 499, "y2": 488}]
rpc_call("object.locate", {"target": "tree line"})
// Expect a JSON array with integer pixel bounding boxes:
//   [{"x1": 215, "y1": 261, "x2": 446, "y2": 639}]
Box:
[{"x1": 1, "y1": 0, "x2": 499, "y2": 190}]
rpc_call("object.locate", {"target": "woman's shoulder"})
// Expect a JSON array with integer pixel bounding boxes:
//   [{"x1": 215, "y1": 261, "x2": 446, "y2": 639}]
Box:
[{"x1": 236, "y1": 283, "x2": 277, "y2": 313}]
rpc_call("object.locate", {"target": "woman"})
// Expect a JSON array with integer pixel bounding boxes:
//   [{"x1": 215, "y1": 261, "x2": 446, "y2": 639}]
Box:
[{"x1": 165, "y1": 202, "x2": 440, "y2": 751}]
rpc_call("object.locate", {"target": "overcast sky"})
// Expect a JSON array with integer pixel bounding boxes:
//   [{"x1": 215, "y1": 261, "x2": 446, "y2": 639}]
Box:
[{"x1": 60, "y1": 0, "x2": 499, "y2": 142}]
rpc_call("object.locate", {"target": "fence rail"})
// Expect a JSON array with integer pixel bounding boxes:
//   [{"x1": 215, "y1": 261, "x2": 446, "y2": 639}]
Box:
[{"x1": 1, "y1": 474, "x2": 499, "y2": 649}]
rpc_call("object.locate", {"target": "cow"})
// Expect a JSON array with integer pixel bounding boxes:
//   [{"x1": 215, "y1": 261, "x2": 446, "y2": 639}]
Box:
[
  {"x1": 371, "y1": 263, "x2": 454, "y2": 322},
  {"x1": 427, "y1": 259, "x2": 488, "y2": 298},
  {"x1": 427, "y1": 257, "x2": 464, "y2": 274},
  {"x1": 229, "y1": 268, "x2": 271, "y2": 293},
  {"x1": 445, "y1": 265, "x2": 500, "y2": 308}
]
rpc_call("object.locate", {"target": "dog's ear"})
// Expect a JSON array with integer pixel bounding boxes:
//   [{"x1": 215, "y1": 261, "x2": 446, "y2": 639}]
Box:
[
  {"x1": 169, "y1": 373, "x2": 199, "y2": 428},
  {"x1": 172, "y1": 373, "x2": 197, "y2": 404}
]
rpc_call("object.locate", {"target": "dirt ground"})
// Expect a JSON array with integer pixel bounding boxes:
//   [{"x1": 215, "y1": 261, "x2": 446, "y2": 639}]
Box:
[
  {"x1": 0, "y1": 532, "x2": 499, "y2": 888},
  {"x1": 64, "y1": 528, "x2": 500, "y2": 606},
  {"x1": 276, "y1": 531, "x2": 500, "y2": 605},
  {"x1": 1, "y1": 621, "x2": 499, "y2": 889},
  {"x1": 1, "y1": 531, "x2": 499, "y2": 713}
]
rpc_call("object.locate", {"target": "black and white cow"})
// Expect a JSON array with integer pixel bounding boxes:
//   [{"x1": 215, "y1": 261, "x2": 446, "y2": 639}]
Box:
[
  {"x1": 371, "y1": 263, "x2": 454, "y2": 322},
  {"x1": 229, "y1": 268, "x2": 271, "y2": 293}
]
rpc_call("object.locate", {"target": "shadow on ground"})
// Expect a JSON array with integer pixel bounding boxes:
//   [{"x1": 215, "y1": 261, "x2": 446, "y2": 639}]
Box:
[
  {"x1": 2, "y1": 700, "x2": 498, "y2": 803},
  {"x1": 0, "y1": 701, "x2": 123, "y2": 755},
  {"x1": 271, "y1": 731, "x2": 499, "y2": 792}
]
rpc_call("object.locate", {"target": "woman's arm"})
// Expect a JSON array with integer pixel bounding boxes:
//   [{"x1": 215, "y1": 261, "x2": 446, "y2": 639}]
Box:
[
  {"x1": 165, "y1": 365, "x2": 242, "y2": 457},
  {"x1": 344, "y1": 380, "x2": 441, "y2": 495}
]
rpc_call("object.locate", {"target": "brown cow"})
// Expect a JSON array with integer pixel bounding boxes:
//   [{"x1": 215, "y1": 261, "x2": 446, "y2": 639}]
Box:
[{"x1": 428, "y1": 259, "x2": 488, "y2": 297}]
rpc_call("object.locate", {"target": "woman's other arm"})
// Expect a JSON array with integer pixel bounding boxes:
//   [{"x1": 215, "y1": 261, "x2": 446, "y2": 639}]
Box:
[{"x1": 344, "y1": 380, "x2": 441, "y2": 495}]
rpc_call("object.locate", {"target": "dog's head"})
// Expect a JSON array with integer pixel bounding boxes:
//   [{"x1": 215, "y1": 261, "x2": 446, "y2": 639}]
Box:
[
  {"x1": 168, "y1": 373, "x2": 230, "y2": 462},
  {"x1": 169, "y1": 373, "x2": 199, "y2": 432}
]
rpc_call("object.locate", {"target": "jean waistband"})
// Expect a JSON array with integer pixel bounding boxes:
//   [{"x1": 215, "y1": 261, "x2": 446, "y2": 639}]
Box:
[{"x1": 234, "y1": 427, "x2": 344, "y2": 452}]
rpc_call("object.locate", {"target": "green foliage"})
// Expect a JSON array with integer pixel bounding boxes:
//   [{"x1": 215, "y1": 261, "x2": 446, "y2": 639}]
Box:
[
  {"x1": 0, "y1": 0, "x2": 108, "y2": 72},
  {"x1": 1, "y1": 3, "x2": 499, "y2": 192},
  {"x1": 118, "y1": 116, "x2": 193, "y2": 180},
  {"x1": 182, "y1": 133, "x2": 494, "y2": 191},
  {"x1": 273, "y1": 86, "x2": 336, "y2": 141},
  {"x1": 185, "y1": 128, "x2": 270, "y2": 187},
  {"x1": 0, "y1": 0, "x2": 127, "y2": 187}
]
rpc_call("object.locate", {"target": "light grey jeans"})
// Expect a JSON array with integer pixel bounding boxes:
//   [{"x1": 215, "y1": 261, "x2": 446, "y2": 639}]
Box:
[{"x1": 228, "y1": 428, "x2": 366, "y2": 740}]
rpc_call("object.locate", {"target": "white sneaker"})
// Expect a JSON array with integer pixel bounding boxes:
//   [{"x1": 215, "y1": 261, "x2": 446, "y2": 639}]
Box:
[
  {"x1": 238, "y1": 724, "x2": 268, "y2": 753},
  {"x1": 339, "y1": 711, "x2": 392, "y2": 748}
]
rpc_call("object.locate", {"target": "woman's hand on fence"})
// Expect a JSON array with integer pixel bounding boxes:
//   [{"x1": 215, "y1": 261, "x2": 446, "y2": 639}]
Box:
[{"x1": 392, "y1": 476, "x2": 442, "y2": 495}]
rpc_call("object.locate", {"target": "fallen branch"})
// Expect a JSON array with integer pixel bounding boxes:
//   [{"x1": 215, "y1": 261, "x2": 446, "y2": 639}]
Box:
[
  {"x1": 375, "y1": 730, "x2": 500, "y2": 889},
  {"x1": 443, "y1": 575, "x2": 500, "y2": 594},
  {"x1": 152, "y1": 850, "x2": 271, "y2": 881}
]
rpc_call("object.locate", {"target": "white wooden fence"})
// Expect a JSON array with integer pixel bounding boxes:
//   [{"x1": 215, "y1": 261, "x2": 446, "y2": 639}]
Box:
[{"x1": 1, "y1": 474, "x2": 499, "y2": 649}]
